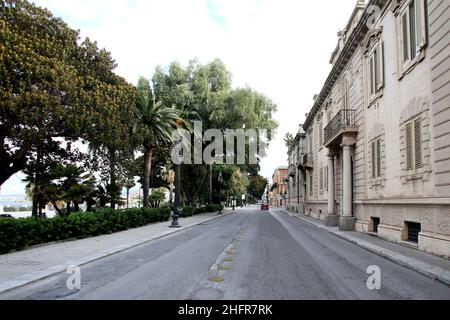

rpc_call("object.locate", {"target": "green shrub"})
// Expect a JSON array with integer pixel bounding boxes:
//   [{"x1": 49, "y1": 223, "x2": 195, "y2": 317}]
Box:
[
  {"x1": 181, "y1": 206, "x2": 194, "y2": 217},
  {"x1": 0, "y1": 207, "x2": 173, "y2": 254}
]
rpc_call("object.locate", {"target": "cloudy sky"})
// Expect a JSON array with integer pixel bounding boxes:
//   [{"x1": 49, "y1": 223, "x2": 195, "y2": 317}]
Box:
[{"x1": 2, "y1": 0, "x2": 360, "y2": 195}]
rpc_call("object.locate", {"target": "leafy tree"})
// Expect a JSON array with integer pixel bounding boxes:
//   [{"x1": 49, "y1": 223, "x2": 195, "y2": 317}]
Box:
[
  {"x1": 149, "y1": 188, "x2": 165, "y2": 208},
  {"x1": 0, "y1": 0, "x2": 136, "y2": 190},
  {"x1": 248, "y1": 175, "x2": 268, "y2": 202},
  {"x1": 152, "y1": 59, "x2": 278, "y2": 206},
  {"x1": 133, "y1": 77, "x2": 182, "y2": 208},
  {"x1": 284, "y1": 133, "x2": 294, "y2": 149}
]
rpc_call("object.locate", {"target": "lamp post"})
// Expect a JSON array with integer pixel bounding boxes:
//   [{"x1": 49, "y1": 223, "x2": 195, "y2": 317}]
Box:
[
  {"x1": 231, "y1": 196, "x2": 236, "y2": 211},
  {"x1": 170, "y1": 164, "x2": 181, "y2": 228}
]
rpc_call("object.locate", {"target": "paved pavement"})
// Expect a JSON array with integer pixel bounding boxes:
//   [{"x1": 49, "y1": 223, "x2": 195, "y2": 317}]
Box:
[
  {"x1": 0, "y1": 209, "x2": 233, "y2": 294},
  {"x1": 1, "y1": 206, "x2": 449, "y2": 300}
]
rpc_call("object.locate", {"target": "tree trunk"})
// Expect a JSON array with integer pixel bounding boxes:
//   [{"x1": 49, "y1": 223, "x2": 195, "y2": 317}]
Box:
[
  {"x1": 32, "y1": 199, "x2": 38, "y2": 218},
  {"x1": 52, "y1": 202, "x2": 63, "y2": 216},
  {"x1": 143, "y1": 147, "x2": 153, "y2": 208},
  {"x1": 126, "y1": 187, "x2": 130, "y2": 209},
  {"x1": 209, "y1": 164, "x2": 213, "y2": 205},
  {"x1": 73, "y1": 201, "x2": 80, "y2": 213},
  {"x1": 110, "y1": 149, "x2": 117, "y2": 210}
]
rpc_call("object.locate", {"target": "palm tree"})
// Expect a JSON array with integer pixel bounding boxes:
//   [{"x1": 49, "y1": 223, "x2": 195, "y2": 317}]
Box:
[{"x1": 134, "y1": 77, "x2": 183, "y2": 208}]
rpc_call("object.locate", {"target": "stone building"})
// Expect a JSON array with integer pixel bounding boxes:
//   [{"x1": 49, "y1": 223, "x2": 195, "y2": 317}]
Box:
[
  {"x1": 288, "y1": 0, "x2": 450, "y2": 258},
  {"x1": 270, "y1": 167, "x2": 288, "y2": 208}
]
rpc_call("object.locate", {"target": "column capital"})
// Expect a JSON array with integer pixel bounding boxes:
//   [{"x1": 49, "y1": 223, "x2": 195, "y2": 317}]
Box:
[{"x1": 340, "y1": 143, "x2": 352, "y2": 149}]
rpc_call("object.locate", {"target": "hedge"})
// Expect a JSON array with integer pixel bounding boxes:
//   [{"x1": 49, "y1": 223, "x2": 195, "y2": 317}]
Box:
[
  {"x1": 180, "y1": 204, "x2": 224, "y2": 218},
  {"x1": 0, "y1": 207, "x2": 171, "y2": 254}
]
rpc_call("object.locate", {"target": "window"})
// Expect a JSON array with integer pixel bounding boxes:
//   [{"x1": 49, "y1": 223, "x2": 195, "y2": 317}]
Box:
[
  {"x1": 320, "y1": 167, "x2": 324, "y2": 191},
  {"x1": 319, "y1": 121, "x2": 323, "y2": 146},
  {"x1": 342, "y1": 80, "x2": 349, "y2": 109},
  {"x1": 368, "y1": 42, "x2": 384, "y2": 97},
  {"x1": 325, "y1": 165, "x2": 329, "y2": 191},
  {"x1": 405, "y1": 118, "x2": 423, "y2": 172},
  {"x1": 372, "y1": 139, "x2": 382, "y2": 179},
  {"x1": 309, "y1": 174, "x2": 313, "y2": 197},
  {"x1": 398, "y1": 0, "x2": 427, "y2": 69}
]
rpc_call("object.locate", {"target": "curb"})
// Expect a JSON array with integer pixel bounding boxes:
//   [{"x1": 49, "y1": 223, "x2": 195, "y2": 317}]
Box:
[
  {"x1": 279, "y1": 209, "x2": 450, "y2": 286},
  {"x1": 0, "y1": 210, "x2": 234, "y2": 295}
]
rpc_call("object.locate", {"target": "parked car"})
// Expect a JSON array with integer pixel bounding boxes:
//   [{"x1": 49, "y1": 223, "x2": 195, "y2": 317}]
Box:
[{"x1": 261, "y1": 203, "x2": 269, "y2": 211}]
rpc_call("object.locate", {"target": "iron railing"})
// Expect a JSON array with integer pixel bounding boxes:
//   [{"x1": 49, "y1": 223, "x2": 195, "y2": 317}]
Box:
[{"x1": 324, "y1": 109, "x2": 357, "y2": 143}]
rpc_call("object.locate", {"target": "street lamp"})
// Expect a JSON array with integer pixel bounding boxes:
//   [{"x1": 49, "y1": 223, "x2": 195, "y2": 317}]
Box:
[
  {"x1": 231, "y1": 196, "x2": 237, "y2": 211},
  {"x1": 170, "y1": 163, "x2": 181, "y2": 228}
]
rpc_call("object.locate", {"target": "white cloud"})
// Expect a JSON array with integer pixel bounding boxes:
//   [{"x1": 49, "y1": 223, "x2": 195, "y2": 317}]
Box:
[{"x1": 17, "y1": 0, "x2": 358, "y2": 188}]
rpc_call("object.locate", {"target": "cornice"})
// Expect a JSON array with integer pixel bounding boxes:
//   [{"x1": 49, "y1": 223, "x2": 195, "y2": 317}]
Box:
[{"x1": 303, "y1": 0, "x2": 387, "y2": 130}]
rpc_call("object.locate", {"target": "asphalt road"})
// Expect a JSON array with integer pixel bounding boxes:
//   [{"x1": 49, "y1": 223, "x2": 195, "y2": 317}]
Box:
[{"x1": 1, "y1": 206, "x2": 450, "y2": 300}]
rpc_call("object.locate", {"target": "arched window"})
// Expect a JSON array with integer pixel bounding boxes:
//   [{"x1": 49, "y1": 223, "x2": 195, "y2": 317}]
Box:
[{"x1": 342, "y1": 79, "x2": 349, "y2": 110}]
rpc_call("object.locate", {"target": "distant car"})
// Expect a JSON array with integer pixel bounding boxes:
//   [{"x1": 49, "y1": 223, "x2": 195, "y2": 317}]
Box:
[
  {"x1": 0, "y1": 214, "x2": 14, "y2": 219},
  {"x1": 261, "y1": 203, "x2": 269, "y2": 211}
]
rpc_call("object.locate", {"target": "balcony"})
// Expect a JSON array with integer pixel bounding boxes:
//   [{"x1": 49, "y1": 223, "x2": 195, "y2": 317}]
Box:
[
  {"x1": 288, "y1": 164, "x2": 296, "y2": 177},
  {"x1": 324, "y1": 109, "x2": 358, "y2": 148},
  {"x1": 297, "y1": 153, "x2": 314, "y2": 170}
]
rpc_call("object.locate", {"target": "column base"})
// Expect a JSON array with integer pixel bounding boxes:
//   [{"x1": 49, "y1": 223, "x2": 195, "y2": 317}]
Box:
[
  {"x1": 323, "y1": 214, "x2": 339, "y2": 227},
  {"x1": 340, "y1": 216, "x2": 356, "y2": 231}
]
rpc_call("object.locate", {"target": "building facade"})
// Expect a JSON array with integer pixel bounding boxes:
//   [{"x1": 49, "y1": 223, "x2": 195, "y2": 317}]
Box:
[
  {"x1": 270, "y1": 167, "x2": 288, "y2": 208},
  {"x1": 288, "y1": 0, "x2": 450, "y2": 258}
]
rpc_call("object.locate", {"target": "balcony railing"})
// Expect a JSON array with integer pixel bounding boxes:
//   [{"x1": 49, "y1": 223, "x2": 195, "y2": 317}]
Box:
[{"x1": 324, "y1": 109, "x2": 357, "y2": 144}]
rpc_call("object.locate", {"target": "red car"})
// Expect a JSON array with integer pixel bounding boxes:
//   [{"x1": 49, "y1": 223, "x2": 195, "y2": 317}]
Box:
[{"x1": 261, "y1": 203, "x2": 269, "y2": 211}]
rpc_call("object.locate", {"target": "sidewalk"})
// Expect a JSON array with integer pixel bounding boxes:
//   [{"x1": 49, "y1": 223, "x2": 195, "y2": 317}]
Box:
[
  {"x1": 279, "y1": 208, "x2": 450, "y2": 286},
  {"x1": 0, "y1": 209, "x2": 233, "y2": 294}
]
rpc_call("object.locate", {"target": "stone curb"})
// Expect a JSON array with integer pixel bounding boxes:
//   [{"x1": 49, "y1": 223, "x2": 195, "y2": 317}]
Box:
[
  {"x1": 0, "y1": 210, "x2": 234, "y2": 294},
  {"x1": 280, "y1": 209, "x2": 450, "y2": 286}
]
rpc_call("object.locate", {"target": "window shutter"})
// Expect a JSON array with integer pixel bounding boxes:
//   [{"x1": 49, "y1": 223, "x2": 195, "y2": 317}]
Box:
[
  {"x1": 406, "y1": 123, "x2": 414, "y2": 171},
  {"x1": 372, "y1": 142, "x2": 376, "y2": 178},
  {"x1": 377, "y1": 139, "x2": 382, "y2": 177},
  {"x1": 414, "y1": 119, "x2": 423, "y2": 169},
  {"x1": 320, "y1": 168, "x2": 324, "y2": 190}
]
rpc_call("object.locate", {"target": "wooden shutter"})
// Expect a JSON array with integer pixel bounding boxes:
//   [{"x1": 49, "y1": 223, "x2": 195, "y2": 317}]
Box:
[
  {"x1": 406, "y1": 123, "x2": 414, "y2": 171},
  {"x1": 377, "y1": 139, "x2": 381, "y2": 177},
  {"x1": 414, "y1": 119, "x2": 423, "y2": 169}
]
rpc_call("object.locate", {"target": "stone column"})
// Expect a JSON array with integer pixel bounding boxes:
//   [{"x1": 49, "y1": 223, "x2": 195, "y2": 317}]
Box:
[
  {"x1": 340, "y1": 144, "x2": 355, "y2": 231},
  {"x1": 324, "y1": 153, "x2": 339, "y2": 226}
]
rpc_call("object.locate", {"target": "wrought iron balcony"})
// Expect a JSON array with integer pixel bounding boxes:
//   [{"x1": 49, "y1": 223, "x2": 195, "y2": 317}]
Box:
[{"x1": 324, "y1": 109, "x2": 358, "y2": 147}]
